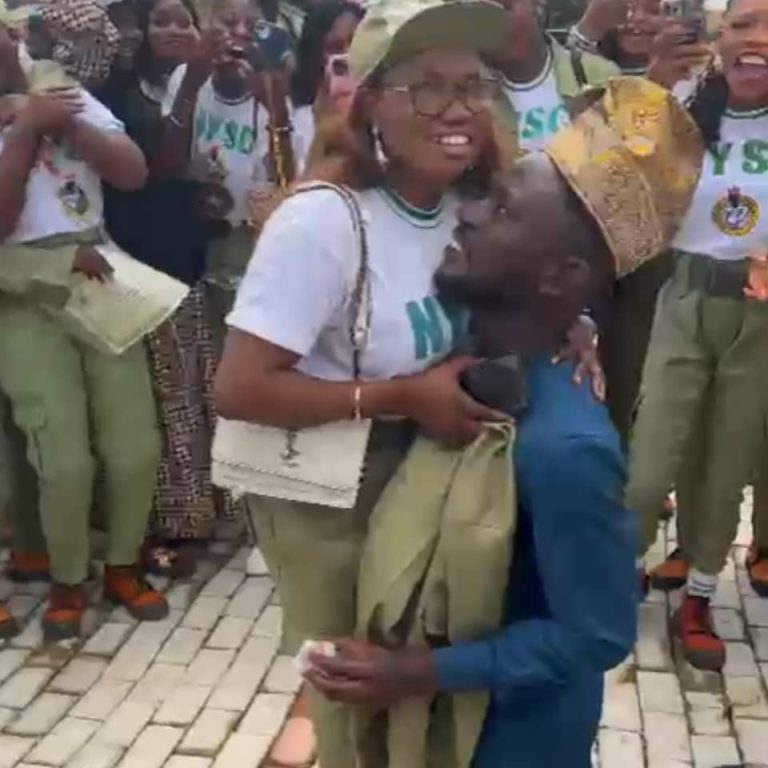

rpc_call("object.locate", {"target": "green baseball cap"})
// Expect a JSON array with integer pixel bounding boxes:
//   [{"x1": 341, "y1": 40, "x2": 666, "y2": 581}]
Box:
[{"x1": 348, "y1": 0, "x2": 509, "y2": 82}]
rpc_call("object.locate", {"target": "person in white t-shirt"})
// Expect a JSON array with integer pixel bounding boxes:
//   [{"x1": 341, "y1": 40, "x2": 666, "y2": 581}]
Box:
[
  {"x1": 156, "y1": 0, "x2": 310, "y2": 351},
  {"x1": 0, "y1": 18, "x2": 168, "y2": 642},
  {"x1": 488, "y1": 0, "x2": 618, "y2": 153},
  {"x1": 214, "y1": 1, "x2": 512, "y2": 764},
  {"x1": 629, "y1": 0, "x2": 768, "y2": 673}
]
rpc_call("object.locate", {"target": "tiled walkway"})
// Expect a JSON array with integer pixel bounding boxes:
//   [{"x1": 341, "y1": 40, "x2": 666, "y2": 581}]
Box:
[{"x1": 0, "y1": 499, "x2": 766, "y2": 768}]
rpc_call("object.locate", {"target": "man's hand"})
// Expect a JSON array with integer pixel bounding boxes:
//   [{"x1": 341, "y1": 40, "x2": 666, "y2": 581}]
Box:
[
  {"x1": 17, "y1": 89, "x2": 83, "y2": 134},
  {"x1": 304, "y1": 639, "x2": 438, "y2": 706},
  {"x1": 72, "y1": 245, "x2": 114, "y2": 282}
]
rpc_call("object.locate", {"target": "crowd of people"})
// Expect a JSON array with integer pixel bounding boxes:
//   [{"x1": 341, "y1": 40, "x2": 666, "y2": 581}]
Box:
[{"x1": 1, "y1": 0, "x2": 767, "y2": 764}]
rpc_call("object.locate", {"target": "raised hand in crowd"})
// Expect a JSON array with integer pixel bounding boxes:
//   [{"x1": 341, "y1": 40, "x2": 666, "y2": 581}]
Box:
[
  {"x1": 184, "y1": 26, "x2": 232, "y2": 89},
  {"x1": 646, "y1": 21, "x2": 712, "y2": 88},
  {"x1": 576, "y1": 0, "x2": 631, "y2": 45}
]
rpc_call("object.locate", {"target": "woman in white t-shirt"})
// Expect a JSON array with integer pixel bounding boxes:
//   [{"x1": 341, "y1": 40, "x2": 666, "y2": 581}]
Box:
[
  {"x1": 629, "y1": 0, "x2": 768, "y2": 673},
  {"x1": 0, "y1": 14, "x2": 170, "y2": 643},
  {"x1": 156, "y1": 0, "x2": 309, "y2": 351},
  {"x1": 214, "y1": 2, "x2": 510, "y2": 764}
]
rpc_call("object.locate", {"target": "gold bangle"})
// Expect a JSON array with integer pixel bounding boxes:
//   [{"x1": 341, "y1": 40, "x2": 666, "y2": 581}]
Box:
[{"x1": 353, "y1": 384, "x2": 363, "y2": 421}]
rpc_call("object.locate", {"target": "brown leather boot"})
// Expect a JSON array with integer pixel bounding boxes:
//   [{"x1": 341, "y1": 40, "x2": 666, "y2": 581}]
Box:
[
  {"x1": 746, "y1": 543, "x2": 768, "y2": 597},
  {"x1": 7, "y1": 551, "x2": 51, "y2": 583},
  {"x1": 649, "y1": 548, "x2": 690, "y2": 591},
  {"x1": 676, "y1": 591, "x2": 725, "y2": 671},
  {"x1": 0, "y1": 603, "x2": 19, "y2": 639},
  {"x1": 103, "y1": 566, "x2": 169, "y2": 621},
  {"x1": 43, "y1": 583, "x2": 88, "y2": 641}
]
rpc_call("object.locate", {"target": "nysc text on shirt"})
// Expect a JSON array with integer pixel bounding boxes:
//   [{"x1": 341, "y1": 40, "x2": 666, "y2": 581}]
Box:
[
  {"x1": 673, "y1": 107, "x2": 768, "y2": 261},
  {"x1": 228, "y1": 186, "x2": 463, "y2": 381}
]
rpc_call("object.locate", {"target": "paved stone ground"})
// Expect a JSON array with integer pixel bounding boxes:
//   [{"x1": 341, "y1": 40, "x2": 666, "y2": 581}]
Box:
[{"x1": 0, "y1": 499, "x2": 765, "y2": 768}]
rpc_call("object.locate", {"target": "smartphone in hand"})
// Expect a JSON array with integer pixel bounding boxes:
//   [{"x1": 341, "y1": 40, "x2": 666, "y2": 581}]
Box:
[
  {"x1": 252, "y1": 20, "x2": 294, "y2": 71},
  {"x1": 661, "y1": 0, "x2": 705, "y2": 43},
  {"x1": 325, "y1": 54, "x2": 357, "y2": 111}
]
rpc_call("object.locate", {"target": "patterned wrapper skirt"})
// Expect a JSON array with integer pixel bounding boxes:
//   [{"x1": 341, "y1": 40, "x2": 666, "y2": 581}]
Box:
[{"x1": 146, "y1": 283, "x2": 240, "y2": 540}]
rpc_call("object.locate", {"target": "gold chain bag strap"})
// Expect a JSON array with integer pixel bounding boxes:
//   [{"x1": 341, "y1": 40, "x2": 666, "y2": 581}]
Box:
[{"x1": 212, "y1": 182, "x2": 372, "y2": 509}]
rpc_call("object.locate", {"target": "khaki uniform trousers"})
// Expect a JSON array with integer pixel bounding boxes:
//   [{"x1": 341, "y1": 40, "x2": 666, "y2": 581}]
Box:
[
  {"x1": 601, "y1": 252, "x2": 674, "y2": 447},
  {"x1": 204, "y1": 226, "x2": 254, "y2": 354},
  {"x1": 246, "y1": 422, "x2": 414, "y2": 768},
  {"x1": 626, "y1": 254, "x2": 768, "y2": 575},
  {"x1": 0, "y1": 296, "x2": 161, "y2": 585}
]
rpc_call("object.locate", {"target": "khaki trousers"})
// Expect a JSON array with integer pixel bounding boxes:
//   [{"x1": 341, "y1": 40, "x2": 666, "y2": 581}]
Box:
[
  {"x1": 627, "y1": 257, "x2": 768, "y2": 575},
  {"x1": 0, "y1": 296, "x2": 161, "y2": 584},
  {"x1": 204, "y1": 226, "x2": 254, "y2": 354},
  {"x1": 601, "y1": 252, "x2": 674, "y2": 446},
  {"x1": 246, "y1": 423, "x2": 414, "y2": 768}
]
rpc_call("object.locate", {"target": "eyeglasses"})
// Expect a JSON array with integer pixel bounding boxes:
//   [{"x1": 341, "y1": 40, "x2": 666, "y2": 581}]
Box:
[{"x1": 379, "y1": 78, "x2": 499, "y2": 118}]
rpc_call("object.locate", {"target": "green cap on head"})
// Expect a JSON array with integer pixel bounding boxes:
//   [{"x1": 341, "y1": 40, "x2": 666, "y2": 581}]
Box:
[{"x1": 348, "y1": 0, "x2": 509, "y2": 83}]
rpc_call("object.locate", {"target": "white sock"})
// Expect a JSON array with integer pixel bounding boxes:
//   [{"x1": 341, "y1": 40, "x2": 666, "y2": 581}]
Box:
[
  {"x1": 686, "y1": 568, "x2": 718, "y2": 599},
  {"x1": 636, "y1": 557, "x2": 646, "y2": 571}
]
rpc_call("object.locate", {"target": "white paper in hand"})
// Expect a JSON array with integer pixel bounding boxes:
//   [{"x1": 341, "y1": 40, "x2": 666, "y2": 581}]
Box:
[{"x1": 48, "y1": 242, "x2": 189, "y2": 355}]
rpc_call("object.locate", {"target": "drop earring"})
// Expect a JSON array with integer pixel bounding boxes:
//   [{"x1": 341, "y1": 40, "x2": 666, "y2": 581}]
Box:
[{"x1": 372, "y1": 126, "x2": 387, "y2": 166}]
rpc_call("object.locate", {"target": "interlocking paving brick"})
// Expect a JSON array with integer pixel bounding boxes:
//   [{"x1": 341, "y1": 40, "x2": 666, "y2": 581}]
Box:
[
  {"x1": 263, "y1": 656, "x2": 301, "y2": 695},
  {"x1": 84, "y1": 624, "x2": 133, "y2": 657},
  {"x1": 179, "y1": 709, "x2": 238, "y2": 756},
  {"x1": 164, "y1": 583, "x2": 196, "y2": 612},
  {"x1": 735, "y1": 718, "x2": 768, "y2": 764},
  {"x1": 212, "y1": 733, "x2": 271, "y2": 768},
  {"x1": 165, "y1": 758, "x2": 211, "y2": 768},
  {"x1": 225, "y1": 579, "x2": 272, "y2": 620},
  {"x1": 104, "y1": 615, "x2": 182, "y2": 683},
  {"x1": 156, "y1": 629, "x2": 207, "y2": 666},
  {"x1": 637, "y1": 671, "x2": 684, "y2": 715},
  {"x1": 128, "y1": 664, "x2": 185, "y2": 707},
  {"x1": 635, "y1": 604, "x2": 673, "y2": 670},
  {"x1": 116, "y1": 725, "x2": 183, "y2": 768},
  {"x1": 644, "y1": 712, "x2": 692, "y2": 765},
  {"x1": 0, "y1": 667, "x2": 53, "y2": 709},
  {"x1": 244, "y1": 548, "x2": 268, "y2": 577},
  {"x1": 691, "y1": 735, "x2": 740, "y2": 768},
  {"x1": 0, "y1": 705, "x2": 16, "y2": 729},
  {"x1": 207, "y1": 637, "x2": 278, "y2": 712},
  {"x1": 238, "y1": 693, "x2": 292, "y2": 737},
  {"x1": 0, "y1": 648, "x2": 30, "y2": 684},
  {"x1": 201, "y1": 570, "x2": 244, "y2": 599},
  {"x1": 93, "y1": 701, "x2": 155, "y2": 749},
  {"x1": 206, "y1": 618, "x2": 252, "y2": 651},
  {"x1": 183, "y1": 650, "x2": 235, "y2": 688},
  {"x1": 50, "y1": 658, "x2": 108, "y2": 695},
  {"x1": 724, "y1": 674, "x2": 768, "y2": 719},
  {"x1": 8, "y1": 693, "x2": 75, "y2": 736},
  {"x1": 0, "y1": 735, "x2": 35, "y2": 768},
  {"x1": 744, "y1": 595, "x2": 768, "y2": 626},
  {"x1": 182, "y1": 597, "x2": 227, "y2": 632},
  {"x1": 26, "y1": 717, "x2": 100, "y2": 766},
  {"x1": 598, "y1": 730, "x2": 644, "y2": 768},
  {"x1": 723, "y1": 642, "x2": 759, "y2": 677},
  {"x1": 712, "y1": 608, "x2": 746, "y2": 641},
  {"x1": 153, "y1": 685, "x2": 210, "y2": 726},
  {"x1": 71, "y1": 680, "x2": 133, "y2": 721},
  {"x1": 601, "y1": 683, "x2": 641, "y2": 732},
  {"x1": 65, "y1": 744, "x2": 123, "y2": 768},
  {"x1": 250, "y1": 606, "x2": 282, "y2": 640}
]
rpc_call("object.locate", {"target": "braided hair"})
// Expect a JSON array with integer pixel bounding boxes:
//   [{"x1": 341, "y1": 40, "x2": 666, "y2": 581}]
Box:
[{"x1": 685, "y1": 0, "x2": 736, "y2": 148}]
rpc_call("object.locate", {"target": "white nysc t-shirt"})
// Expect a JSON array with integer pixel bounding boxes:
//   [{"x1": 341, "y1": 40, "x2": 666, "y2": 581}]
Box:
[
  {"x1": 228, "y1": 186, "x2": 461, "y2": 381},
  {"x1": 672, "y1": 108, "x2": 768, "y2": 261},
  {"x1": 502, "y1": 50, "x2": 570, "y2": 152},
  {"x1": 3, "y1": 90, "x2": 124, "y2": 244}
]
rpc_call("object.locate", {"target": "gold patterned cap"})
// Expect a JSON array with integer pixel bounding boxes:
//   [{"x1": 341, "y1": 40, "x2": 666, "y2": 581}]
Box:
[
  {"x1": 546, "y1": 77, "x2": 704, "y2": 279},
  {"x1": 348, "y1": 0, "x2": 508, "y2": 83}
]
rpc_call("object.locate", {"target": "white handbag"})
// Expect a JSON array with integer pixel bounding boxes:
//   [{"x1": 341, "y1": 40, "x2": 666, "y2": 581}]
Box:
[{"x1": 212, "y1": 182, "x2": 372, "y2": 509}]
